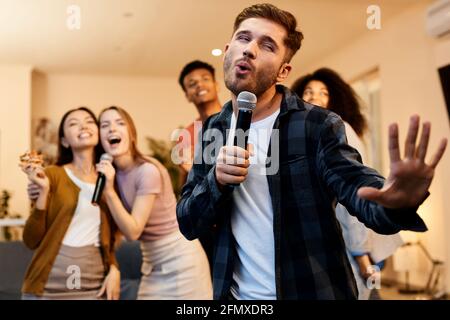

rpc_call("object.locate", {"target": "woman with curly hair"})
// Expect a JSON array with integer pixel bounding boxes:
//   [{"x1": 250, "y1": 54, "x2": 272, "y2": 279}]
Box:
[{"x1": 292, "y1": 68, "x2": 403, "y2": 300}]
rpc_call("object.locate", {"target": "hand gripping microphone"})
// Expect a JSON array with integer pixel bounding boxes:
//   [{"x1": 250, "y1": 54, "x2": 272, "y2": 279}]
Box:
[{"x1": 92, "y1": 153, "x2": 113, "y2": 206}]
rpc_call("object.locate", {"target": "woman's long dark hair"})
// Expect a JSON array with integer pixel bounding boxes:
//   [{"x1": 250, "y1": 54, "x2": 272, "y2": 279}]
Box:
[
  {"x1": 291, "y1": 68, "x2": 368, "y2": 137},
  {"x1": 56, "y1": 107, "x2": 104, "y2": 166}
]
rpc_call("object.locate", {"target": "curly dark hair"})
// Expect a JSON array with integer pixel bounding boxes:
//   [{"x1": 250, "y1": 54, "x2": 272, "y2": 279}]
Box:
[{"x1": 291, "y1": 68, "x2": 368, "y2": 137}]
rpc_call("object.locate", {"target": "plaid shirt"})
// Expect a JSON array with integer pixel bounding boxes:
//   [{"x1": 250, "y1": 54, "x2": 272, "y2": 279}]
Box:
[{"x1": 176, "y1": 85, "x2": 427, "y2": 300}]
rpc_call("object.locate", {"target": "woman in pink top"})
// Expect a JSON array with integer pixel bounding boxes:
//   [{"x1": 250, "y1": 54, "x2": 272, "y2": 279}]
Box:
[{"x1": 96, "y1": 106, "x2": 212, "y2": 300}]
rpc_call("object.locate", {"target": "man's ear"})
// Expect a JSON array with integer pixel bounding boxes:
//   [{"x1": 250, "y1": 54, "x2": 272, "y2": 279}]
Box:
[
  {"x1": 277, "y1": 63, "x2": 292, "y2": 83},
  {"x1": 223, "y1": 44, "x2": 229, "y2": 62}
]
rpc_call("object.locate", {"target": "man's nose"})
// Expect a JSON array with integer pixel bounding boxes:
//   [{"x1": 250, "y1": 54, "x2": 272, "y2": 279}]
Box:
[{"x1": 243, "y1": 40, "x2": 257, "y2": 59}]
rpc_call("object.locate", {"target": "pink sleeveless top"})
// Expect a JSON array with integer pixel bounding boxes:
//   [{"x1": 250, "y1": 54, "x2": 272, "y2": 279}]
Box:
[{"x1": 116, "y1": 159, "x2": 178, "y2": 241}]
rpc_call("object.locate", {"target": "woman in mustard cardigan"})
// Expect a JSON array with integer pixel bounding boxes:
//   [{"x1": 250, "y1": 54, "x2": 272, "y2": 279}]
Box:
[{"x1": 21, "y1": 107, "x2": 120, "y2": 300}]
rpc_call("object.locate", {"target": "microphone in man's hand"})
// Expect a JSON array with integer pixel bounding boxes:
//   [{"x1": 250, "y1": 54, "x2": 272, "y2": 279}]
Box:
[
  {"x1": 92, "y1": 153, "x2": 113, "y2": 206},
  {"x1": 233, "y1": 91, "x2": 257, "y2": 149},
  {"x1": 230, "y1": 91, "x2": 257, "y2": 186}
]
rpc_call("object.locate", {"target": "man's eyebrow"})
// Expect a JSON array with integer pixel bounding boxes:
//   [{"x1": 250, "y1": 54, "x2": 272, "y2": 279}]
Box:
[
  {"x1": 235, "y1": 30, "x2": 251, "y2": 37},
  {"x1": 260, "y1": 35, "x2": 279, "y2": 50},
  {"x1": 235, "y1": 30, "x2": 279, "y2": 50}
]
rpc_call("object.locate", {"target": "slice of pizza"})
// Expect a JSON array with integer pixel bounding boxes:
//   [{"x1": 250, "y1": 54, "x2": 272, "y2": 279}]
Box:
[{"x1": 19, "y1": 150, "x2": 44, "y2": 176}]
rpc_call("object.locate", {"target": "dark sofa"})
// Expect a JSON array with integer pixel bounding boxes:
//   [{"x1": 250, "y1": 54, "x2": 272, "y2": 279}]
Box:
[{"x1": 0, "y1": 240, "x2": 142, "y2": 300}]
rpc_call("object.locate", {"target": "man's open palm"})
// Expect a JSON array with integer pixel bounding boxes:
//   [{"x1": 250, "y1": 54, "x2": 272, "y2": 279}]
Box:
[{"x1": 358, "y1": 115, "x2": 447, "y2": 209}]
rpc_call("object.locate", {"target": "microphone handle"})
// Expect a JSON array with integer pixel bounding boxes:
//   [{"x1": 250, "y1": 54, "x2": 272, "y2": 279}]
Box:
[
  {"x1": 230, "y1": 109, "x2": 252, "y2": 187},
  {"x1": 233, "y1": 109, "x2": 253, "y2": 149},
  {"x1": 91, "y1": 173, "x2": 106, "y2": 206}
]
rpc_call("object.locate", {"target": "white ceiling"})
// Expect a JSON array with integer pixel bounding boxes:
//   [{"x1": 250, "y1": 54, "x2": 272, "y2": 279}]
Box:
[{"x1": 0, "y1": 0, "x2": 429, "y2": 77}]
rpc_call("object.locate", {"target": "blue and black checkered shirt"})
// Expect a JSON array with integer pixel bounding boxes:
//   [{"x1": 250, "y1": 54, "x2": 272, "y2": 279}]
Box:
[{"x1": 176, "y1": 85, "x2": 427, "y2": 300}]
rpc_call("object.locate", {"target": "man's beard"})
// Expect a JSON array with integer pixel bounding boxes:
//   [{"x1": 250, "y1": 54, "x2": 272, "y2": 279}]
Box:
[{"x1": 223, "y1": 54, "x2": 279, "y2": 97}]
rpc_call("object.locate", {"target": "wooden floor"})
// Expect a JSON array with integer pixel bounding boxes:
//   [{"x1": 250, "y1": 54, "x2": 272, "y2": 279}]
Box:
[{"x1": 379, "y1": 285, "x2": 448, "y2": 300}]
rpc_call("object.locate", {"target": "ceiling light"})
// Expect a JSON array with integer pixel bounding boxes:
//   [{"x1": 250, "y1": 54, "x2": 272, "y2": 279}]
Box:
[{"x1": 211, "y1": 49, "x2": 222, "y2": 56}]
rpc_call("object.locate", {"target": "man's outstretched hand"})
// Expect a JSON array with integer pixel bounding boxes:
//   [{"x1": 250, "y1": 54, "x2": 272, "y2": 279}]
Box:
[{"x1": 358, "y1": 115, "x2": 447, "y2": 209}]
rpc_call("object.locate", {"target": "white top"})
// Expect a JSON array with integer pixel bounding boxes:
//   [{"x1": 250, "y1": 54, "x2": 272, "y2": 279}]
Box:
[
  {"x1": 343, "y1": 122, "x2": 367, "y2": 164},
  {"x1": 62, "y1": 167, "x2": 101, "y2": 247},
  {"x1": 228, "y1": 108, "x2": 280, "y2": 300},
  {"x1": 336, "y1": 121, "x2": 403, "y2": 300}
]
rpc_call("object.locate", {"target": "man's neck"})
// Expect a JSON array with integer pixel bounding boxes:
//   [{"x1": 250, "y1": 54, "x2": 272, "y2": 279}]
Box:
[
  {"x1": 196, "y1": 100, "x2": 222, "y2": 123},
  {"x1": 231, "y1": 85, "x2": 281, "y2": 123}
]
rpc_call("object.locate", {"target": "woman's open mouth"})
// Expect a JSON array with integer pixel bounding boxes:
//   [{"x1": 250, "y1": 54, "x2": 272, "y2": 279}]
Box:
[{"x1": 108, "y1": 136, "x2": 122, "y2": 147}]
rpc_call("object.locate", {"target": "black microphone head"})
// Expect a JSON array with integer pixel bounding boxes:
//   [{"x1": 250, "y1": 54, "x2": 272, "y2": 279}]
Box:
[
  {"x1": 237, "y1": 91, "x2": 257, "y2": 111},
  {"x1": 100, "y1": 153, "x2": 113, "y2": 162}
]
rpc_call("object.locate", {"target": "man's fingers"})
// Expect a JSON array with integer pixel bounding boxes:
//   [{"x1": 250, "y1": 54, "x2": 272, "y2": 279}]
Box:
[
  {"x1": 429, "y1": 138, "x2": 448, "y2": 169},
  {"x1": 218, "y1": 155, "x2": 250, "y2": 167},
  {"x1": 416, "y1": 122, "x2": 430, "y2": 161},
  {"x1": 223, "y1": 146, "x2": 249, "y2": 160},
  {"x1": 220, "y1": 173, "x2": 247, "y2": 185},
  {"x1": 404, "y1": 115, "x2": 420, "y2": 159},
  {"x1": 388, "y1": 123, "x2": 401, "y2": 163},
  {"x1": 219, "y1": 164, "x2": 248, "y2": 177}
]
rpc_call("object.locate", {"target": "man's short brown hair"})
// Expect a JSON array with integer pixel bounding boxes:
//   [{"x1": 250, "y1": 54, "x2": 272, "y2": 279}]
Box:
[{"x1": 233, "y1": 3, "x2": 304, "y2": 62}]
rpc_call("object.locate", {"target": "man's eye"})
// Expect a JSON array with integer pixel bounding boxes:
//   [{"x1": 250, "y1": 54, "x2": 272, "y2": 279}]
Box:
[
  {"x1": 237, "y1": 35, "x2": 250, "y2": 41},
  {"x1": 263, "y1": 43, "x2": 274, "y2": 51}
]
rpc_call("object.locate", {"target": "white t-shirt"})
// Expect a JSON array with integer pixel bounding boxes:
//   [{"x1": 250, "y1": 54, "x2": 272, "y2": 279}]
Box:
[
  {"x1": 228, "y1": 108, "x2": 280, "y2": 300},
  {"x1": 62, "y1": 167, "x2": 101, "y2": 247}
]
